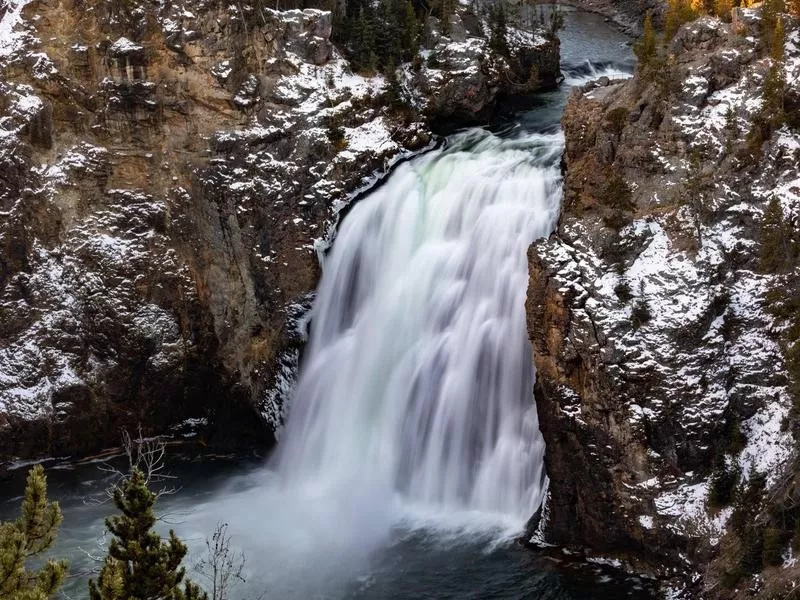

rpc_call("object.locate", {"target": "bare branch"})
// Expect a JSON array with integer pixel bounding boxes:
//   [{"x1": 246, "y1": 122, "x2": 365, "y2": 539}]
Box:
[
  {"x1": 193, "y1": 522, "x2": 247, "y2": 600},
  {"x1": 98, "y1": 426, "x2": 179, "y2": 501}
]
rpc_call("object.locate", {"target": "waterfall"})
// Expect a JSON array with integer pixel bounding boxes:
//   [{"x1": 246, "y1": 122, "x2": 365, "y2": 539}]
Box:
[{"x1": 274, "y1": 126, "x2": 564, "y2": 528}]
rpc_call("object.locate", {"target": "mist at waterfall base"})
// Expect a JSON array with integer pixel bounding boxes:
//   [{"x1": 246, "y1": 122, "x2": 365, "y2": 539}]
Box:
[{"x1": 0, "y1": 8, "x2": 654, "y2": 599}]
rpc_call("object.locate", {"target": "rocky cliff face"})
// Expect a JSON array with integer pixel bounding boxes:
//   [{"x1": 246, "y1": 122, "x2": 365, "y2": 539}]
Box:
[
  {"x1": 527, "y1": 9, "x2": 800, "y2": 597},
  {"x1": 565, "y1": 0, "x2": 663, "y2": 32},
  {"x1": 0, "y1": 0, "x2": 559, "y2": 463},
  {"x1": 407, "y1": 15, "x2": 561, "y2": 120}
]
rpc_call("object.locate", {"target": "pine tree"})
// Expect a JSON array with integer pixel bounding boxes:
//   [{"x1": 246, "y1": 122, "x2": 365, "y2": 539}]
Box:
[
  {"x1": 374, "y1": 0, "x2": 396, "y2": 66},
  {"x1": 634, "y1": 12, "x2": 657, "y2": 68},
  {"x1": 762, "y1": 62, "x2": 786, "y2": 120},
  {"x1": 437, "y1": 0, "x2": 455, "y2": 36},
  {"x1": 759, "y1": 196, "x2": 789, "y2": 272},
  {"x1": 771, "y1": 14, "x2": 786, "y2": 63},
  {"x1": 89, "y1": 467, "x2": 207, "y2": 600},
  {"x1": 665, "y1": 0, "x2": 697, "y2": 39},
  {"x1": 399, "y1": 0, "x2": 419, "y2": 59},
  {"x1": 761, "y1": 0, "x2": 785, "y2": 46},
  {"x1": 384, "y1": 59, "x2": 404, "y2": 107},
  {"x1": 724, "y1": 106, "x2": 739, "y2": 152},
  {"x1": 488, "y1": 3, "x2": 509, "y2": 57},
  {"x1": 0, "y1": 465, "x2": 68, "y2": 600},
  {"x1": 352, "y1": 5, "x2": 378, "y2": 72}
]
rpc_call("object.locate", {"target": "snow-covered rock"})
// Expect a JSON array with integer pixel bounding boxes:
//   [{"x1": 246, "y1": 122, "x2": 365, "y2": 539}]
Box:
[
  {"x1": 527, "y1": 9, "x2": 800, "y2": 594},
  {"x1": 0, "y1": 0, "x2": 428, "y2": 462},
  {"x1": 406, "y1": 17, "x2": 560, "y2": 120},
  {"x1": 0, "y1": 0, "x2": 557, "y2": 463}
]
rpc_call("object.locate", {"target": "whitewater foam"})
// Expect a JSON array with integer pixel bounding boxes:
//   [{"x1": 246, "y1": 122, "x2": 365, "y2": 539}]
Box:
[{"x1": 563, "y1": 59, "x2": 634, "y2": 86}]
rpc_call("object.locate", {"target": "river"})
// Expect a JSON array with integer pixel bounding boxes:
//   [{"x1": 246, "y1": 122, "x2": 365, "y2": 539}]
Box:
[{"x1": 1, "y1": 7, "x2": 650, "y2": 599}]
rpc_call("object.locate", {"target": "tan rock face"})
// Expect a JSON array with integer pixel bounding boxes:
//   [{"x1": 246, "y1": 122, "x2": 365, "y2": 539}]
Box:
[
  {"x1": 0, "y1": 0, "x2": 425, "y2": 460},
  {"x1": 1, "y1": 0, "x2": 561, "y2": 462},
  {"x1": 527, "y1": 245, "x2": 654, "y2": 562}
]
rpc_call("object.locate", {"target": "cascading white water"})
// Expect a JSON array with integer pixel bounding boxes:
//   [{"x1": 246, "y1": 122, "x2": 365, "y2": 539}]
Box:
[
  {"x1": 275, "y1": 126, "x2": 564, "y2": 527},
  {"x1": 563, "y1": 60, "x2": 634, "y2": 86},
  {"x1": 14, "y1": 7, "x2": 638, "y2": 594}
]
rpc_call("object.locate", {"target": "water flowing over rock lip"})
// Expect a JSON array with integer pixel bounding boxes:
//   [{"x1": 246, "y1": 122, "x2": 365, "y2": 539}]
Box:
[{"x1": 273, "y1": 126, "x2": 564, "y2": 534}]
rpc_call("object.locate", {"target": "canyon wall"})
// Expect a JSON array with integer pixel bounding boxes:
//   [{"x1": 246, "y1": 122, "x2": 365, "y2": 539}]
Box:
[
  {"x1": 528, "y1": 9, "x2": 800, "y2": 597},
  {"x1": 0, "y1": 0, "x2": 559, "y2": 463},
  {"x1": 565, "y1": 0, "x2": 664, "y2": 32}
]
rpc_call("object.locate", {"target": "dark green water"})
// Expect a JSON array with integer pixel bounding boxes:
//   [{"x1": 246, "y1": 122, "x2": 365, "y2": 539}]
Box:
[{"x1": 2, "y1": 452, "x2": 658, "y2": 599}]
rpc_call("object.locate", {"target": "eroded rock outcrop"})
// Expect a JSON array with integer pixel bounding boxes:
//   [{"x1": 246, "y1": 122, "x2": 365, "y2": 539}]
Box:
[
  {"x1": 528, "y1": 10, "x2": 800, "y2": 596},
  {"x1": 408, "y1": 16, "x2": 561, "y2": 120}
]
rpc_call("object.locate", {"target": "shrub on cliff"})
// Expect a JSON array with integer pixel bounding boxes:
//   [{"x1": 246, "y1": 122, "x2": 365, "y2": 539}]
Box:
[
  {"x1": 714, "y1": 0, "x2": 733, "y2": 21},
  {"x1": 631, "y1": 299, "x2": 651, "y2": 328},
  {"x1": 634, "y1": 13, "x2": 658, "y2": 71},
  {"x1": 740, "y1": 525, "x2": 765, "y2": 574},
  {"x1": 598, "y1": 171, "x2": 635, "y2": 210},
  {"x1": 762, "y1": 527, "x2": 784, "y2": 566},
  {"x1": 765, "y1": 274, "x2": 800, "y2": 421},
  {"x1": 682, "y1": 150, "x2": 714, "y2": 244},
  {"x1": 614, "y1": 279, "x2": 633, "y2": 303},
  {"x1": 760, "y1": 27, "x2": 788, "y2": 128},
  {"x1": 89, "y1": 467, "x2": 207, "y2": 600},
  {"x1": 724, "y1": 106, "x2": 739, "y2": 152},
  {"x1": 606, "y1": 107, "x2": 630, "y2": 135},
  {"x1": 599, "y1": 171, "x2": 635, "y2": 230},
  {"x1": 0, "y1": 465, "x2": 68, "y2": 600},
  {"x1": 630, "y1": 281, "x2": 652, "y2": 328},
  {"x1": 708, "y1": 453, "x2": 740, "y2": 507},
  {"x1": 759, "y1": 196, "x2": 792, "y2": 273},
  {"x1": 664, "y1": 0, "x2": 697, "y2": 40},
  {"x1": 323, "y1": 106, "x2": 349, "y2": 151},
  {"x1": 729, "y1": 473, "x2": 767, "y2": 574},
  {"x1": 745, "y1": 27, "x2": 787, "y2": 157}
]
